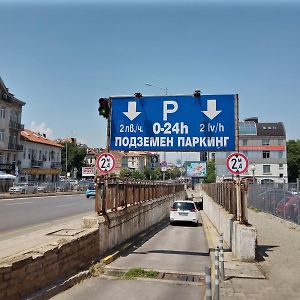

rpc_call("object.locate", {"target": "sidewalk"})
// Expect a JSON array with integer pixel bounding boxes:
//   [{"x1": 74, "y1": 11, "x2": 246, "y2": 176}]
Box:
[{"x1": 202, "y1": 209, "x2": 300, "y2": 300}]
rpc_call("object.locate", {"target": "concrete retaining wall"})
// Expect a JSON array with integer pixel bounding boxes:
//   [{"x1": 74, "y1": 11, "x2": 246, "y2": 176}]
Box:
[
  {"x1": 203, "y1": 191, "x2": 257, "y2": 261},
  {"x1": 0, "y1": 192, "x2": 185, "y2": 299}
]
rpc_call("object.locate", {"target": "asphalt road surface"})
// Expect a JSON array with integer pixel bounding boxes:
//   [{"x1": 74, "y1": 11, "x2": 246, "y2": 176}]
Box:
[
  {"x1": 0, "y1": 194, "x2": 94, "y2": 239},
  {"x1": 53, "y1": 219, "x2": 209, "y2": 300}
]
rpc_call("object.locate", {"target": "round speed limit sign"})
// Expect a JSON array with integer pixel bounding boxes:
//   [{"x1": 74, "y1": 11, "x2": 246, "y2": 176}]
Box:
[
  {"x1": 226, "y1": 152, "x2": 249, "y2": 175},
  {"x1": 96, "y1": 152, "x2": 115, "y2": 174}
]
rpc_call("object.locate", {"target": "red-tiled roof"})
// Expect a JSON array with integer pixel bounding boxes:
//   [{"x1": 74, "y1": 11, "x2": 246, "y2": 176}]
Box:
[{"x1": 21, "y1": 129, "x2": 63, "y2": 148}]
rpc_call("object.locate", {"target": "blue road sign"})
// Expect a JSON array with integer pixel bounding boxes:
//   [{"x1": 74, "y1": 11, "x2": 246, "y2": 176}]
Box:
[{"x1": 110, "y1": 94, "x2": 237, "y2": 151}]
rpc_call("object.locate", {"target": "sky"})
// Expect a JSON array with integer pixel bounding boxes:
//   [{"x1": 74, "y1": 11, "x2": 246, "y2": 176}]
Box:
[{"x1": 0, "y1": 0, "x2": 299, "y2": 162}]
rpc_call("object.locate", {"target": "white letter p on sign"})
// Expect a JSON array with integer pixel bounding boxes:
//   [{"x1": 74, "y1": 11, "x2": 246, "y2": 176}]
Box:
[{"x1": 163, "y1": 101, "x2": 178, "y2": 121}]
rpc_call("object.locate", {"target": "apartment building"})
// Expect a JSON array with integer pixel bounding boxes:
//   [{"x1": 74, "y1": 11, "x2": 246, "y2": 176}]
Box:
[
  {"x1": 19, "y1": 129, "x2": 63, "y2": 182},
  {"x1": 122, "y1": 151, "x2": 160, "y2": 172},
  {"x1": 0, "y1": 77, "x2": 25, "y2": 175},
  {"x1": 215, "y1": 117, "x2": 288, "y2": 184}
]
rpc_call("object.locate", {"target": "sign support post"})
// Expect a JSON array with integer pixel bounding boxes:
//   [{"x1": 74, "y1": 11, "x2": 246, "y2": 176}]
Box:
[
  {"x1": 234, "y1": 95, "x2": 242, "y2": 223},
  {"x1": 96, "y1": 98, "x2": 112, "y2": 215}
]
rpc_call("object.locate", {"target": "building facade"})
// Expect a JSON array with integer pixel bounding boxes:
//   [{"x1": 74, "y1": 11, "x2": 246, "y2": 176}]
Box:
[
  {"x1": 19, "y1": 129, "x2": 63, "y2": 182},
  {"x1": 0, "y1": 77, "x2": 25, "y2": 175},
  {"x1": 215, "y1": 118, "x2": 288, "y2": 184}
]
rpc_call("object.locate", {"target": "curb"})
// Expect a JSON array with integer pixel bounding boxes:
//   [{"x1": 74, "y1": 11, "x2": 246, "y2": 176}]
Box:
[
  {"x1": 101, "y1": 219, "x2": 169, "y2": 266},
  {"x1": 27, "y1": 270, "x2": 90, "y2": 300}
]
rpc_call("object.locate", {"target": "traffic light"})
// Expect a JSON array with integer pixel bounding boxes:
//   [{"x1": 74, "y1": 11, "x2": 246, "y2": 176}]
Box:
[{"x1": 98, "y1": 98, "x2": 109, "y2": 118}]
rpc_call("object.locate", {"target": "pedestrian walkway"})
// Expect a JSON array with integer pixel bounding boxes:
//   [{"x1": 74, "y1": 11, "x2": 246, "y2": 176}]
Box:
[{"x1": 219, "y1": 209, "x2": 300, "y2": 300}]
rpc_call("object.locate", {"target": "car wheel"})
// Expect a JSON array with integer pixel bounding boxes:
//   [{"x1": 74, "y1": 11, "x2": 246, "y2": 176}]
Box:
[{"x1": 86, "y1": 195, "x2": 89, "y2": 198}]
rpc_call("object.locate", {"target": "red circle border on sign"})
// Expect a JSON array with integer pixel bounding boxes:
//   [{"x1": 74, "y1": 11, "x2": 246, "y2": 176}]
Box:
[
  {"x1": 96, "y1": 152, "x2": 116, "y2": 174},
  {"x1": 226, "y1": 152, "x2": 249, "y2": 175}
]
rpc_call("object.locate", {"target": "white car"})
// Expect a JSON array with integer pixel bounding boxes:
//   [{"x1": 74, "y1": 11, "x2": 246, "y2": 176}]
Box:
[
  {"x1": 170, "y1": 200, "x2": 199, "y2": 225},
  {"x1": 9, "y1": 183, "x2": 38, "y2": 194}
]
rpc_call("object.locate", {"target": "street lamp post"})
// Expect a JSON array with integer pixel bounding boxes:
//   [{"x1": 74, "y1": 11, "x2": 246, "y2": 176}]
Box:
[
  {"x1": 250, "y1": 164, "x2": 256, "y2": 184},
  {"x1": 145, "y1": 82, "x2": 167, "y2": 96},
  {"x1": 145, "y1": 82, "x2": 168, "y2": 165}
]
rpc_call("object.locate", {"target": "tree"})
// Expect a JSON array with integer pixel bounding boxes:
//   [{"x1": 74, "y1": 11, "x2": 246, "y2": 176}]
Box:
[
  {"x1": 61, "y1": 142, "x2": 86, "y2": 178},
  {"x1": 204, "y1": 160, "x2": 216, "y2": 183},
  {"x1": 287, "y1": 140, "x2": 300, "y2": 182}
]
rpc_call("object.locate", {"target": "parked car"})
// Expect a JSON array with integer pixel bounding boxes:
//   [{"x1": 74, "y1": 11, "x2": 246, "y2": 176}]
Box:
[
  {"x1": 56, "y1": 181, "x2": 71, "y2": 192},
  {"x1": 85, "y1": 182, "x2": 96, "y2": 198},
  {"x1": 77, "y1": 180, "x2": 90, "y2": 191},
  {"x1": 37, "y1": 182, "x2": 56, "y2": 193},
  {"x1": 276, "y1": 195, "x2": 299, "y2": 222},
  {"x1": 170, "y1": 200, "x2": 199, "y2": 225},
  {"x1": 258, "y1": 189, "x2": 293, "y2": 212},
  {"x1": 9, "y1": 183, "x2": 38, "y2": 194}
]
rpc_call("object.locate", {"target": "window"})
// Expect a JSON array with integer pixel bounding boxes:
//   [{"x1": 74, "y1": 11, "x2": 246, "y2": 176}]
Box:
[
  {"x1": 263, "y1": 165, "x2": 271, "y2": 174},
  {"x1": 243, "y1": 150, "x2": 248, "y2": 157},
  {"x1": 0, "y1": 152, "x2": 3, "y2": 163},
  {"x1": 279, "y1": 173, "x2": 283, "y2": 178},
  {"x1": 6, "y1": 153, "x2": 10, "y2": 163},
  {"x1": 23, "y1": 148, "x2": 26, "y2": 159},
  {"x1": 263, "y1": 151, "x2": 270, "y2": 159},
  {"x1": 0, "y1": 129, "x2": 4, "y2": 142},
  {"x1": 28, "y1": 149, "x2": 31, "y2": 160},
  {"x1": 278, "y1": 139, "x2": 283, "y2": 146},
  {"x1": 0, "y1": 107, "x2": 5, "y2": 119},
  {"x1": 12, "y1": 154, "x2": 16, "y2": 163},
  {"x1": 39, "y1": 150, "x2": 42, "y2": 161},
  {"x1": 279, "y1": 151, "x2": 284, "y2": 158},
  {"x1": 279, "y1": 163, "x2": 283, "y2": 169},
  {"x1": 242, "y1": 139, "x2": 247, "y2": 146},
  {"x1": 262, "y1": 139, "x2": 270, "y2": 146}
]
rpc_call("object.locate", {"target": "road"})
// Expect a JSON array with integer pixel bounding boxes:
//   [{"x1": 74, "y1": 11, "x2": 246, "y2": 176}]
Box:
[
  {"x1": 53, "y1": 220, "x2": 209, "y2": 300},
  {"x1": 0, "y1": 194, "x2": 94, "y2": 240}
]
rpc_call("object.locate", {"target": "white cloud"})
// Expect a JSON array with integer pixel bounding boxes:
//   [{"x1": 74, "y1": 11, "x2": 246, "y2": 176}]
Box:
[{"x1": 30, "y1": 121, "x2": 54, "y2": 139}]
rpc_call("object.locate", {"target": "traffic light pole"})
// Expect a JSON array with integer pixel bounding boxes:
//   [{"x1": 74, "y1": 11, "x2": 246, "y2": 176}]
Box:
[{"x1": 96, "y1": 98, "x2": 112, "y2": 215}]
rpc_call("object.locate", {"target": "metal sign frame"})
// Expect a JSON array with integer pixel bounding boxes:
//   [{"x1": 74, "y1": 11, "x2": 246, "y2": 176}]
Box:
[{"x1": 108, "y1": 94, "x2": 238, "y2": 152}]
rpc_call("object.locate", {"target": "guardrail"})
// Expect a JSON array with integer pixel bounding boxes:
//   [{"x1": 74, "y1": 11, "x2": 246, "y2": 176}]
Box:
[
  {"x1": 202, "y1": 182, "x2": 248, "y2": 222},
  {"x1": 95, "y1": 178, "x2": 185, "y2": 214}
]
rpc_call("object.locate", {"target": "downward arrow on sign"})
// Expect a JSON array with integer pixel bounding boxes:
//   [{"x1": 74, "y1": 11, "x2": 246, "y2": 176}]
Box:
[
  {"x1": 123, "y1": 102, "x2": 141, "y2": 121},
  {"x1": 202, "y1": 99, "x2": 222, "y2": 120}
]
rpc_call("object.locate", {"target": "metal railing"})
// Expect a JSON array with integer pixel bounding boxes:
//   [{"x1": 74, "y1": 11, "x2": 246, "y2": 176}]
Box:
[
  {"x1": 202, "y1": 182, "x2": 248, "y2": 222},
  {"x1": 9, "y1": 120, "x2": 24, "y2": 130},
  {"x1": 8, "y1": 143, "x2": 23, "y2": 151},
  {"x1": 96, "y1": 178, "x2": 185, "y2": 214}
]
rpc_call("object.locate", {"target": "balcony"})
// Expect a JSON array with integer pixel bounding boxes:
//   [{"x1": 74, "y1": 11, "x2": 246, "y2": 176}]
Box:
[
  {"x1": 8, "y1": 143, "x2": 23, "y2": 151},
  {"x1": 9, "y1": 120, "x2": 24, "y2": 130},
  {"x1": 31, "y1": 160, "x2": 43, "y2": 167},
  {"x1": 51, "y1": 162, "x2": 62, "y2": 169}
]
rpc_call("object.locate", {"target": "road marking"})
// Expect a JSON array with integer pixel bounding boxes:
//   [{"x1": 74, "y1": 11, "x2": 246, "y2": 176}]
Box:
[
  {"x1": 55, "y1": 203, "x2": 78, "y2": 208},
  {"x1": 0, "y1": 194, "x2": 82, "y2": 202},
  {"x1": 5, "y1": 202, "x2": 34, "y2": 206}
]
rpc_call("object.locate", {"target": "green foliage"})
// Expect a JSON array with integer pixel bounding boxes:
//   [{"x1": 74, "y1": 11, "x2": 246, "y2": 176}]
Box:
[
  {"x1": 123, "y1": 268, "x2": 158, "y2": 280},
  {"x1": 287, "y1": 140, "x2": 300, "y2": 182},
  {"x1": 61, "y1": 142, "x2": 86, "y2": 178},
  {"x1": 204, "y1": 160, "x2": 216, "y2": 183}
]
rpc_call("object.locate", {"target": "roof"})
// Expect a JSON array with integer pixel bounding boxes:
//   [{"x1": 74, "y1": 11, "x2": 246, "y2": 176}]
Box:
[
  {"x1": 239, "y1": 120, "x2": 286, "y2": 137},
  {"x1": 21, "y1": 129, "x2": 63, "y2": 148},
  {"x1": 256, "y1": 122, "x2": 285, "y2": 137},
  {"x1": 0, "y1": 77, "x2": 26, "y2": 106}
]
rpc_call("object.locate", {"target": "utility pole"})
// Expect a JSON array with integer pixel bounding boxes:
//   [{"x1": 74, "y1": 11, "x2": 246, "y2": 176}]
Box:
[{"x1": 65, "y1": 142, "x2": 68, "y2": 177}]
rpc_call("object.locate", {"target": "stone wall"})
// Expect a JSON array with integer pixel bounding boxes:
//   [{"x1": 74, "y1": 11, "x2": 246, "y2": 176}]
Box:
[{"x1": 0, "y1": 192, "x2": 185, "y2": 299}]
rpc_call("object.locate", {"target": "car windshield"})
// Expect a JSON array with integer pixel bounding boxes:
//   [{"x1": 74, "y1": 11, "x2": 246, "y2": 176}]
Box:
[
  {"x1": 88, "y1": 183, "x2": 95, "y2": 190},
  {"x1": 172, "y1": 202, "x2": 195, "y2": 211}
]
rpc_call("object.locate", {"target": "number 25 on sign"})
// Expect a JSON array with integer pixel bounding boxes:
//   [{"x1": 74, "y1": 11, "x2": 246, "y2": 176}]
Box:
[
  {"x1": 226, "y1": 152, "x2": 249, "y2": 175},
  {"x1": 96, "y1": 153, "x2": 116, "y2": 174}
]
